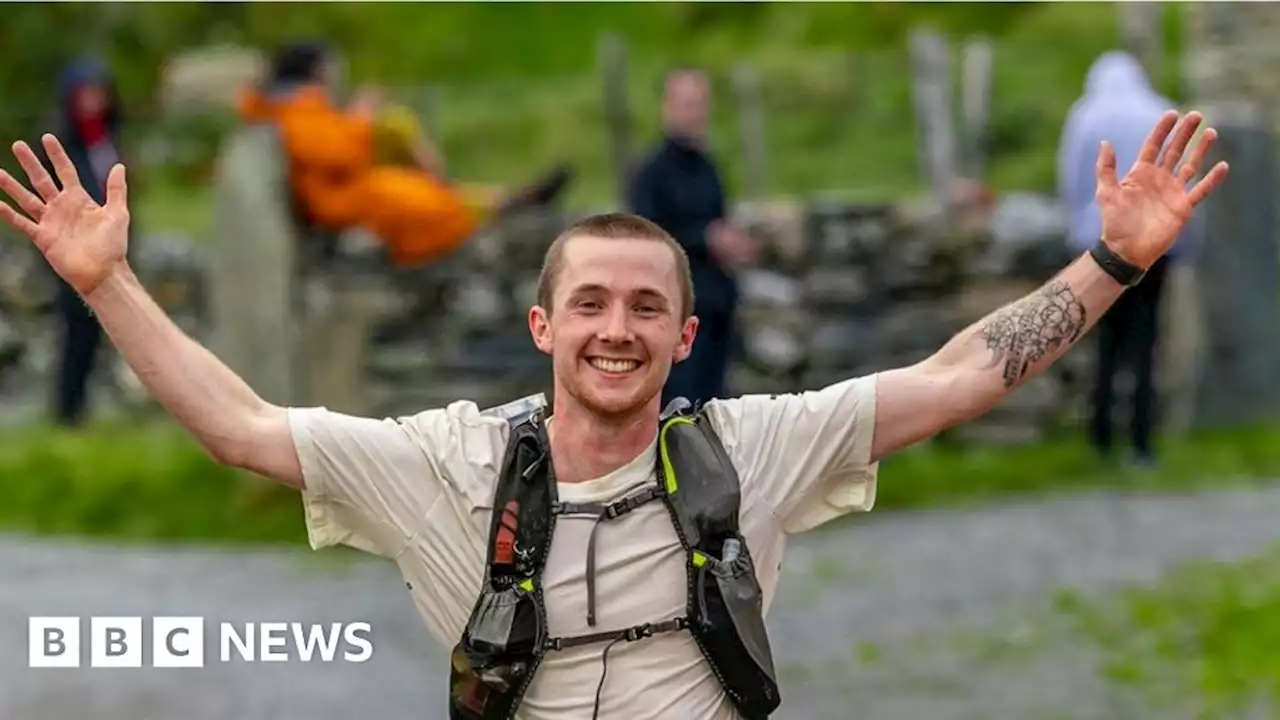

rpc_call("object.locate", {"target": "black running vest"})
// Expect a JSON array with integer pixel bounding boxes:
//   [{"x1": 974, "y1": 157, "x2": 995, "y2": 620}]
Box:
[{"x1": 447, "y1": 398, "x2": 781, "y2": 719}]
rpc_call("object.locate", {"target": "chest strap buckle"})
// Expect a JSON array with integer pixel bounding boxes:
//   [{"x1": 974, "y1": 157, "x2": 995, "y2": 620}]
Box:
[{"x1": 545, "y1": 617, "x2": 689, "y2": 653}]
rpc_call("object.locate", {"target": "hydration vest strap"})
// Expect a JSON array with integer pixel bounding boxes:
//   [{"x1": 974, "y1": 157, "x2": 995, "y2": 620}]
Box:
[
  {"x1": 551, "y1": 485, "x2": 666, "y2": 520},
  {"x1": 552, "y1": 485, "x2": 667, "y2": 628},
  {"x1": 546, "y1": 617, "x2": 689, "y2": 652}
]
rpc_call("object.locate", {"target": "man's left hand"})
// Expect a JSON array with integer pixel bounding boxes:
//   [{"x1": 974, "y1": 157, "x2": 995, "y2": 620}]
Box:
[{"x1": 1097, "y1": 110, "x2": 1229, "y2": 269}]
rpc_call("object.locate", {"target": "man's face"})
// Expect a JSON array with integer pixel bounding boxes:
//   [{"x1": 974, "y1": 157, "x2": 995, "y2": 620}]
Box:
[
  {"x1": 529, "y1": 236, "x2": 697, "y2": 420},
  {"x1": 663, "y1": 71, "x2": 710, "y2": 141}
]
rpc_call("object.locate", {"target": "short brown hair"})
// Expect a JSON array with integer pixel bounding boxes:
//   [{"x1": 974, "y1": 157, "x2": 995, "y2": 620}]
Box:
[{"x1": 536, "y1": 212, "x2": 695, "y2": 319}]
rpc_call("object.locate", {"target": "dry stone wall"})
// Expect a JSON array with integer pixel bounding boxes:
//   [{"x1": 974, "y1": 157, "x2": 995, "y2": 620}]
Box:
[
  {"x1": 325, "y1": 192, "x2": 1103, "y2": 443},
  {"x1": 0, "y1": 192, "x2": 1105, "y2": 443}
]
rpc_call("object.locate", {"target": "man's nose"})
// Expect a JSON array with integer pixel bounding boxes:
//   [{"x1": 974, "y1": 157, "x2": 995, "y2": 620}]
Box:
[{"x1": 598, "y1": 306, "x2": 634, "y2": 342}]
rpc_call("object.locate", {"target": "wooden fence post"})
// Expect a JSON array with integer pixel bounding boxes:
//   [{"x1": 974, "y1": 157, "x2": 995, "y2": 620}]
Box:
[
  {"x1": 908, "y1": 27, "x2": 959, "y2": 222},
  {"x1": 960, "y1": 36, "x2": 993, "y2": 181},
  {"x1": 732, "y1": 63, "x2": 770, "y2": 201},
  {"x1": 599, "y1": 33, "x2": 634, "y2": 207},
  {"x1": 1120, "y1": 1, "x2": 1165, "y2": 83}
]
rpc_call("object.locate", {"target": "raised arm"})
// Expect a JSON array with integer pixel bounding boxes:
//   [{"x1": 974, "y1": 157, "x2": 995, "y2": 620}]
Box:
[
  {"x1": 0, "y1": 135, "x2": 304, "y2": 488},
  {"x1": 871, "y1": 110, "x2": 1229, "y2": 463}
]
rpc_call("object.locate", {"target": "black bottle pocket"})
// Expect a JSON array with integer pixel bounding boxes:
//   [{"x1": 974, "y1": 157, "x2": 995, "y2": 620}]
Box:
[
  {"x1": 466, "y1": 585, "x2": 542, "y2": 657},
  {"x1": 447, "y1": 584, "x2": 543, "y2": 719},
  {"x1": 711, "y1": 553, "x2": 776, "y2": 682}
]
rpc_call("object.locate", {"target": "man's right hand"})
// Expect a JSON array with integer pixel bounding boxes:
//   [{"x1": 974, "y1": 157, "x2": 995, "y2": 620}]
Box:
[
  {"x1": 0, "y1": 134, "x2": 305, "y2": 488},
  {"x1": 707, "y1": 219, "x2": 758, "y2": 269},
  {"x1": 0, "y1": 134, "x2": 131, "y2": 298}
]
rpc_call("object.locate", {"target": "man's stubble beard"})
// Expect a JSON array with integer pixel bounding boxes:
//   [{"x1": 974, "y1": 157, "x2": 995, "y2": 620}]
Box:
[{"x1": 560, "y1": 372, "x2": 665, "y2": 425}]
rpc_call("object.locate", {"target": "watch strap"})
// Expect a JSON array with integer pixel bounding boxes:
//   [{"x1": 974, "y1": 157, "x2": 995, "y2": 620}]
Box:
[{"x1": 1089, "y1": 240, "x2": 1146, "y2": 287}]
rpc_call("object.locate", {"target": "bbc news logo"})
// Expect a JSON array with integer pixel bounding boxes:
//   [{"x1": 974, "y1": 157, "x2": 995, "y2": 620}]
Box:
[{"x1": 29, "y1": 617, "x2": 373, "y2": 668}]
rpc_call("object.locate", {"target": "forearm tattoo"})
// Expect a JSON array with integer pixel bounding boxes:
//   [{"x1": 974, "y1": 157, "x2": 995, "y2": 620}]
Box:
[{"x1": 977, "y1": 281, "x2": 1087, "y2": 387}]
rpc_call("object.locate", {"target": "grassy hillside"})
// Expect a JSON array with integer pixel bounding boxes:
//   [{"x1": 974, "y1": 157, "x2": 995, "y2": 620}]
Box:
[
  {"x1": 132, "y1": 2, "x2": 1190, "y2": 238},
  {"x1": 414, "y1": 2, "x2": 1175, "y2": 204}
]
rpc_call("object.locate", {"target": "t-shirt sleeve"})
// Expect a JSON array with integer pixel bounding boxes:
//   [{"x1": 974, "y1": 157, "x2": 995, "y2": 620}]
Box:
[
  {"x1": 704, "y1": 374, "x2": 880, "y2": 534},
  {"x1": 288, "y1": 402, "x2": 504, "y2": 558}
]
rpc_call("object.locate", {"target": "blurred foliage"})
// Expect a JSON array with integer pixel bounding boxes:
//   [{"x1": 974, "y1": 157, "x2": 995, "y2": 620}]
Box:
[
  {"x1": 0, "y1": 2, "x2": 1060, "y2": 119},
  {"x1": 3, "y1": 416, "x2": 1280, "y2": 545},
  {"x1": 0, "y1": 5, "x2": 954, "y2": 100}
]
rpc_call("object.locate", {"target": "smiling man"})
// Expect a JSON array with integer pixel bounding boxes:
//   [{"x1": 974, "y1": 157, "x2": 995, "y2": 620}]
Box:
[{"x1": 0, "y1": 107, "x2": 1227, "y2": 719}]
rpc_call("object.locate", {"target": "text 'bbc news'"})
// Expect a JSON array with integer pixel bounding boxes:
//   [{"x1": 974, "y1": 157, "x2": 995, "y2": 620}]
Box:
[{"x1": 29, "y1": 617, "x2": 374, "y2": 668}]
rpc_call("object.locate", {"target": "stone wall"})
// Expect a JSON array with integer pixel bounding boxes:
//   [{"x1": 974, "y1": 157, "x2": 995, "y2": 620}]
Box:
[
  {"x1": 0, "y1": 192, "x2": 1156, "y2": 444},
  {"x1": 297, "y1": 191, "x2": 1210, "y2": 444},
  {"x1": 728, "y1": 193, "x2": 1097, "y2": 444},
  {"x1": 1181, "y1": 1, "x2": 1280, "y2": 429}
]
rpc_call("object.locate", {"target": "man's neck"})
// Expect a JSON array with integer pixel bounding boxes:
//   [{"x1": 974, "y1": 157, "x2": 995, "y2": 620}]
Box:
[
  {"x1": 665, "y1": 132, "x2": 705, "y2": 152},
  {"x1": 547, "y1": 399, "x2": 660, "y2": 485}
]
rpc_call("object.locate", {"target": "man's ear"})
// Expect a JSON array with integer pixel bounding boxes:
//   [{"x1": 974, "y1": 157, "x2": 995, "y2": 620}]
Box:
[
  {"x1": 529, "y1": 305, "x2": 553, "y2": 356},
  {"x1": 673, "y1": 315, "x2": 698, "y2": 363}
]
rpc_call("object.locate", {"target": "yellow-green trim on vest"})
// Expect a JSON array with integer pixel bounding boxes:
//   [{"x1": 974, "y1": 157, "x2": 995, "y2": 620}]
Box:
[{"x1": 659, "y1": 416, "x2": 696, "y2": 495}]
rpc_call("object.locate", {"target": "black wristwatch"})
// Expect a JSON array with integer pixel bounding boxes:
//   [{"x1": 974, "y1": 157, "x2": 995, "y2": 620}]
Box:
[{"x1": 1088, "y1": 239, "x2": 1146, "y2": 287}]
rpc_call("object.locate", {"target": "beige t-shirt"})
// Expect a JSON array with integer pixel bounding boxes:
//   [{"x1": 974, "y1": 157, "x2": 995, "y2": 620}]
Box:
[{"x1": 289, "y1": 375, "x2": 879, "y2": 719}]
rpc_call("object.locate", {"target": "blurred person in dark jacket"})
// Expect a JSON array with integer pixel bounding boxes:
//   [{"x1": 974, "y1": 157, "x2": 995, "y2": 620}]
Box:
[
  {"x1": 1058, "y1": 51, "x2": 1204, "y2": 467},
  {"x1": 630, "y1": 68, "x2": 757, "y2": 407},
  {"x1": 40, "y1": 58, "x2": 125, "y2": 426}
]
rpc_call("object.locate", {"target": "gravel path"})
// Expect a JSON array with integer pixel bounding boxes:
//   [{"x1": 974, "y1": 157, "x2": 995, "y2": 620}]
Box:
[{"x1": 4, "y1": 485, "x2": 1280, "y2": 720}]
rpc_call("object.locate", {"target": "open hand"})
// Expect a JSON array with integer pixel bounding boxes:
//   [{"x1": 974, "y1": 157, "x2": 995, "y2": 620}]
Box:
[
  {"x1": 1097, "y1": 110, "x2": 1229, "y2": 269},
  {"x1": 0, "y1": 134, "x2": 130, "y2": 297},
  {"x1": 708, "y1": 219, "x2": 758, "y2": 269}
]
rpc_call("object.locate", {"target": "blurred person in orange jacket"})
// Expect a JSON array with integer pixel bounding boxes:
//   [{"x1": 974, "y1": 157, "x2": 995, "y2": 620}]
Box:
[{"x1": 238, "y1": 40, "x2": 573, "y2": 267}]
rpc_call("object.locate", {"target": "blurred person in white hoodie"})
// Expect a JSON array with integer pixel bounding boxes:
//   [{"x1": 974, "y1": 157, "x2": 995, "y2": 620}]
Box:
[{"x1": 1058, "y1": 51, "x2": 1204, "y2": 468}]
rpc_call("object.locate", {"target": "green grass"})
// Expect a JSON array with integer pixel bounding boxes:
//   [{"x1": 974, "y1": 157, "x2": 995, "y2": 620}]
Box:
[
  {"x1": 874, "y1": 422, "x2": 1280, "y2": 512},
  {"x1": 133, "y1": 173, "x2": 216, "y2": 241},
  {"x1": 0, "y1": 420, "x2": 304, "y2": 545},
  {"x1": 1059, "y1": 546, "x2": 1280, "y2": 718},
  {"x1": 2, "y1": 415, "x2": 1279, "y2": 546}
]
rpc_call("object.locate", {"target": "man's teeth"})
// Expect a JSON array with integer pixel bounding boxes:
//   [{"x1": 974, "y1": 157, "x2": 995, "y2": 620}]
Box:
[{"x1": 591, "y1": 358, "x2": 638, "y2": 373}]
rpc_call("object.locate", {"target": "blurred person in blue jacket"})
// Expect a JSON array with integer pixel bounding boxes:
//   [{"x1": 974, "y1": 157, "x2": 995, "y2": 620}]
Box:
[
  {"x1": 630, "y1": 68, "x2": 758, "y2": 408},
  {"x1": 40, "y1": 57, "x2": 125, "y2": 426},
  {"x1": 1059, "y1": 51, "x2": 1203, "y2": 466}
]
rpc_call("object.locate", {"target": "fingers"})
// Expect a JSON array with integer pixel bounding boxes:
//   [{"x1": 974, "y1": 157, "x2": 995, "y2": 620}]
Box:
[
  {"x1": 1139, "y1": 110, "x2": 1179, "y2": 165},
  {"x1": 12, "y1": 140, "x2": 59, "y2": 202},
  {"x1": 0, "y1": 168, "x2": 45, "y2": 220},
  {"x1": 1159, "y1": 111, "x2": 1203, "y2": 172},
  {"x1": 0, "y1": 202, "x2": 41, "y2": 241},
  {"x1": 105, "y1": 164, "x2": 128, "y2": 210},
  {"x1": 1188, "y1": 160, "x2": 1230, "y2": 207},
  {"x1": 41, "y1": 134, "x2": 82, "y2": 192},
  {"x1": 1095, "y1": 140, "x2": 1119, "y2": 195},
  {"x1": 1143, "y1": 110, "x2": 1227, "y2": 207},
  {"x1": 1176, "y1": 127, "x2": 1218, "y2": 186}
]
